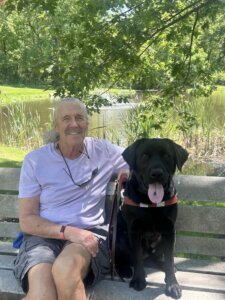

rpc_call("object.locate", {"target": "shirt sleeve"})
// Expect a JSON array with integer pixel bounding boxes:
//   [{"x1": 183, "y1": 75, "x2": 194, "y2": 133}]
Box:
[
  {"x1": 18, "y1": 154, "x2": 41, "y2": 198},
  {"x1": 104, "y1": 140, "x2": 128, "y2": 174}
]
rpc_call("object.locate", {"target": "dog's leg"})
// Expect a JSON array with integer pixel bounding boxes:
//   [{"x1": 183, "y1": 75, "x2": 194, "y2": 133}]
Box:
[
  {"x1": 162, "y1": 231, "x2": 182, "y2": 299},
  {"x1": 115, "y1": 211, "x2": 133, "y2": 278},
  {"x1": 129, "y1": 231, "x2": 147, "y2": 291}
]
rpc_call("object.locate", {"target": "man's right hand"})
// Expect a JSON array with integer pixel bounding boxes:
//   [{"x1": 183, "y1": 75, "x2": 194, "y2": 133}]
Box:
[{"x1": 65, "y1": 227, "x2": 99, "y2": 257}]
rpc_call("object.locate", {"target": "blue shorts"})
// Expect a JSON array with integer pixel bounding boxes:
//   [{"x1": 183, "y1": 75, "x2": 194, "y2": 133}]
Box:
[{"x1": 14, "y1": 226, "x2": 111, "y2": 293}]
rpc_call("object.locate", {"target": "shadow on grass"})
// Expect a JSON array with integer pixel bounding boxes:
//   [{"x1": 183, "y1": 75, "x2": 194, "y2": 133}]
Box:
[{"x1": 0, "y1": 158, "x2": 22, "y2": 168}]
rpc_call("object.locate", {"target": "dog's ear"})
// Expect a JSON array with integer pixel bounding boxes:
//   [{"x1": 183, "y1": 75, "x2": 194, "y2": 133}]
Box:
[
  {"x1": 171, "y1": 141, "x2": 189, "y2": 171},
  {"x1": 122, "y1": 139, "x2": 146, "y2": 169}
]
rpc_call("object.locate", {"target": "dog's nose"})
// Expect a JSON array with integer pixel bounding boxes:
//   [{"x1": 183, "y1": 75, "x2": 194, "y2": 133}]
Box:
[{"x1": 149, "y1": 168, "x2": 163, "y2": 180}]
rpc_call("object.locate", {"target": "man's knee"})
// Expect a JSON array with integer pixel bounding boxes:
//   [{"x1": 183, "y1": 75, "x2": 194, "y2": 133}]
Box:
[
  {"x1": 52, "y1": 245, "x2": 91, "y2": 290},
  {"x1": 53, "y1": 255, "x2": 80, "y2": 280},
  {"x1": 26, "y1": 263, "x2": 57, "y2": 300}
]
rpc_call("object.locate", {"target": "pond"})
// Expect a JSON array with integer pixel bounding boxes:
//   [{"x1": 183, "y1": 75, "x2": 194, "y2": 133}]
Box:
[{"x1": 1, "y1": 88, "x2": 225, "y2": 176}]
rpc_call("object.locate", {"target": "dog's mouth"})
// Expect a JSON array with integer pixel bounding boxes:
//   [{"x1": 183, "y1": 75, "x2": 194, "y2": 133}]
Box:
[{"x1": 148, "y1": 182, "x2": 164, "y2": 203}]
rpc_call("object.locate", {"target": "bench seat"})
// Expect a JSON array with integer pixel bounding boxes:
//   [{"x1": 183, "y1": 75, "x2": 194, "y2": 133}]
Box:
[
  {"x1": 0, "y1": 251, "x2": 225, "y2": 300},
  {"x1": 0, "y1": 168, "x2": 225, "y2": 299}
]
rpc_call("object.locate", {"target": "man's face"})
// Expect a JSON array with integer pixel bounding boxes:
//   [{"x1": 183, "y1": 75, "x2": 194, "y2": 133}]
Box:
[{"x1": 55, "y1": 102, "x2": 88, "y2": 146}]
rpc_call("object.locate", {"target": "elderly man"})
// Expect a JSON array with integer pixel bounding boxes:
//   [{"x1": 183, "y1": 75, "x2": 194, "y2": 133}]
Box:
[{"x1": 14, "y1": 98, "x2": 128, "y2": 300}]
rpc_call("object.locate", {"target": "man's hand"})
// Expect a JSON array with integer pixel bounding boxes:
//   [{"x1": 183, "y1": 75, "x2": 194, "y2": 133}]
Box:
[
  {"x1": 65, "y1": 227, "x2": 99, "y2": 257},
  {"x1": 117, "y1": 169, "x2": 129, "y2": 189}
]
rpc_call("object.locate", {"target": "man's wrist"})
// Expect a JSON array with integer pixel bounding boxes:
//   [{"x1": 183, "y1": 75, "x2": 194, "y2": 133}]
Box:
[{"x1": 59, "y1": 225, "x2": 67, "y2": 240}]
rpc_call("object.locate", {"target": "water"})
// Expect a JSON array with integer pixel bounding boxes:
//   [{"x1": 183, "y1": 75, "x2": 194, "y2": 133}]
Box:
[{"x1": 1, "y1": 88, "x2": 225, "y2": 175}]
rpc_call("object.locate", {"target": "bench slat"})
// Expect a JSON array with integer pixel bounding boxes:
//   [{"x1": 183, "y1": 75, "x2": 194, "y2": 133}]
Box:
[
  {"x1": 2, "y1": 252, "x2": 225, "y2": 275},
  {"x1": 175, "y1": 235, "x2": 225, "y2": 257},
  {"x1": 0, "y1": 255, "x2": 15, "y2": 270},
  {"x1": 0, "y1": 223, "x2": 20, "y2": 238},
  {"x1": 1, "y1": 203, "x2": 224, "y2": 236},
  {"x1": 175, "y1": 257, "x2": 225, "y2": 275},
  {"x1": 1, "y1": 222, "x2": 225, "y2": 258},
  {"x1": 0, "y1": 270, "x2": 24, "y2": 297},
  {"x1": 94, "y1": 280, "x2": 225, "y2": 300},
  {"x1": 175, "y1": 175, "x2": 225, "y2": 202},
  {"x1": 0, "y1": 242, "x2": 18, "y2": 256},
  {"x1": 0, "y1": 194, "x2": 114, "y2": 220},
  {"x1": 145, "y1": 268, "x2": 225, "y2": 293},
  {"x1": 1, "y1": 222, "x2": 224, "y2": 257},
  {"x1": 0, "y1": 195, "x2": 19, "y2": 219},
  {"x1": 1, "y1": 268, "x2": 225, "y2": 300},
  {"x1": 0, "y1": 168, "x2": 20, "y2": 191},
  {"x1": 177, "y1": 205, "x2": 225, "y2": 235}
]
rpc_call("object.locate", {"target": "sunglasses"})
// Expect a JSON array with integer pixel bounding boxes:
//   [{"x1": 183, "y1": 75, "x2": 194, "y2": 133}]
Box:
[
  {"x1": 57, "y1": 143, "x2": 98, "y2": 187},
  {"x1": 63, "y1": 167, "x2": 98, "y2": 187}
]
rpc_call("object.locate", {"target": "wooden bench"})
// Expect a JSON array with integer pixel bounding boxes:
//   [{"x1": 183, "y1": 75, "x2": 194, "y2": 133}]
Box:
[{"x1": 0, "y1": 167, "x2": 225, "y2": 300}]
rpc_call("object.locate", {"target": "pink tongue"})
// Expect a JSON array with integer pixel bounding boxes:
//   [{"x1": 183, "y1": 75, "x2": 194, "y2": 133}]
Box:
[{"x1": 148, "y1": 183, "x2": 164, "y2": 204}]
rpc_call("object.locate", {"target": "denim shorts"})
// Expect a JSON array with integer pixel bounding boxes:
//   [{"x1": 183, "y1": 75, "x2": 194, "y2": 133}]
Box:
[{"x1": 14, "y1": 226, "x2": 111, "y2": 293}]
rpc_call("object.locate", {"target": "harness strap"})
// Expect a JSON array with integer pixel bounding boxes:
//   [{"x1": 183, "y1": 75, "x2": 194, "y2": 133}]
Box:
[
  {"x1": 123, "y1": 194, "x2": 178, "y2": 208},
  {"x1": 108, "y1": 181, "x2": 122, "y2": 281}
]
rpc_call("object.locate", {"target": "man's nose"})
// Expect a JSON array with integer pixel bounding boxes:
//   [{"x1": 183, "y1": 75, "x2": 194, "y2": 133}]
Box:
[{"x1": 70, "y1": 118, "x2": 79, "y2": 126}]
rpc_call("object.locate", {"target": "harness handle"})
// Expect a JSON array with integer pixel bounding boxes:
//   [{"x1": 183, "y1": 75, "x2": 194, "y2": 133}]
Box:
[{"x1": 108, "y1": 175, "x2": 127, "y2": 281}]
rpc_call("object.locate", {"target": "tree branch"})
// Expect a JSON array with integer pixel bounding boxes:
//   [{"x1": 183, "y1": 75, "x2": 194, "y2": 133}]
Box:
[
  {"x1": 183, "y1": 11, "x2": 199, "y2": 83},
  {"x1": 102, "y1": 0, "x2": 215, "y2": 94},
  {"x1": 139, "y1": 0, "x2": 213, "y2": 58}
]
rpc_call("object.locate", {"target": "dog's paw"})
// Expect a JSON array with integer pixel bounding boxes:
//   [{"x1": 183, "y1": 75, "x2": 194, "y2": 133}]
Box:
[
  {"x1": 165, "y1": 283, "x2": 182, "y2": 299},
  {"x1": 129, "y1": 277, "x2": 147, "y2": 291}
]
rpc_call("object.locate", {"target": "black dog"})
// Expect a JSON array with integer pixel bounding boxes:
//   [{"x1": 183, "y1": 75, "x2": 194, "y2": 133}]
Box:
[{"x1": 118, "y1": 138, "x2": 188, "y2": 299}]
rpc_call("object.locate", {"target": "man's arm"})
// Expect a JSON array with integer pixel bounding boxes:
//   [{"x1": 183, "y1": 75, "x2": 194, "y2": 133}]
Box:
[
  {"x1": 19, "y1": 196, "x2": 60, "y2": 238},
  {"x1": 19, "y1": 197, "x2": 99, "y2": 256}
]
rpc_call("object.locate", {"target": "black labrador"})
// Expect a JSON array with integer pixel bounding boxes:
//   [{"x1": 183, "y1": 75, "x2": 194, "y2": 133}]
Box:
[{"x1": 117, "y1": 138, "x2": 188, "y2": 299}]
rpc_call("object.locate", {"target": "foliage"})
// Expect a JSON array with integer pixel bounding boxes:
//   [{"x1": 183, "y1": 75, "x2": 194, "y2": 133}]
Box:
[
  {"x1": 1, "y1": 1, "x2": 225, "y2": 96},
  {"x1": 123, "y1": 93, "x2": 199, "y2": 144},
  {"x1": 0, "y1": 0, "x2": 225, "y2": 133}
]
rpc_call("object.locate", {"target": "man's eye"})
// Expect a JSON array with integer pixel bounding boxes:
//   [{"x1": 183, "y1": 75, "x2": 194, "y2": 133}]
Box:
[
  {"x1": 76, "y1": 116, "x2": 84, "y2": 121},
  {"x1": 63, "y1": 117, "x2": 70, "y2": 121}
]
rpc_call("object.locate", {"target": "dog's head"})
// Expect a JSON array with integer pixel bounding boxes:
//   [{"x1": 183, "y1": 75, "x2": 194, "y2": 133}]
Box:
[{"x1": 122, "y1": 138, "x2": 188, "y2": 202}]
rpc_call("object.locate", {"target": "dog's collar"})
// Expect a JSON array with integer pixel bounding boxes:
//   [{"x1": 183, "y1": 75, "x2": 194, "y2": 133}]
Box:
[{"x1": 123, "y1": 194, "x2": 178, "y2": 208}]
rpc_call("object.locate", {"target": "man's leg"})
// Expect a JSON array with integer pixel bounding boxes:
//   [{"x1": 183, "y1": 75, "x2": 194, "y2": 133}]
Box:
[
  {"x1": 52, "y1": 243, "x2": 91, "y2": 300},
  {"x1": 23, "y1": 263, "x2": 57, "y2": 300}
]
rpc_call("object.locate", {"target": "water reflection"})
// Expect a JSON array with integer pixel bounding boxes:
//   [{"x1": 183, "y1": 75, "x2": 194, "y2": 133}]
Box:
[
  {"x1": 1, "y1": 87, "x2": 225, "y2": 176},
  {"x1": 0, "y1": 98, "x2": 134, "y2": 149}
]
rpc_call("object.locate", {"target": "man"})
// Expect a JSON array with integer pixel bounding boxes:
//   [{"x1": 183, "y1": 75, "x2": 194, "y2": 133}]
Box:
[{"x1": 14, "y1": 98, "x2": 128, "y2": 300}]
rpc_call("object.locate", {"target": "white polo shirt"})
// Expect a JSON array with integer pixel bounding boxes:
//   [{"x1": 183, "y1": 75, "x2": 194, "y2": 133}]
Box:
[{"x1": 19, "y1": 137, "x2": 127, "y2": 228}]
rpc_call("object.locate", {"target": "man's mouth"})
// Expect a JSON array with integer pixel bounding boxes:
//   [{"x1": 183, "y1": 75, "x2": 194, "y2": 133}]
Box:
[{"x1": 65, "y1": 131, "x2": 81, "y2": 136}]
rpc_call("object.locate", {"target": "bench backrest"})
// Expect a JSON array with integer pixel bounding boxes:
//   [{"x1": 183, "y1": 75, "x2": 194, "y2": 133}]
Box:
[{"x1": 0, "y1": 168, "x2": 224, "y2": 260}]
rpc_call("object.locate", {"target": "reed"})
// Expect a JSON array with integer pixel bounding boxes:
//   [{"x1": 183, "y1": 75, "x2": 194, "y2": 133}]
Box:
[
  {"x1": 0, "y1": 102, "x2": 48, "y2": 149},
  {"x1": 1, "y1": 87, "x2": 225, "y2": 166}
]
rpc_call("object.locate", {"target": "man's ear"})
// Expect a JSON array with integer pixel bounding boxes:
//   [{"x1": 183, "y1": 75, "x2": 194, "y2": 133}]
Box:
[
  {"x1": 172, "y1": 141, "x2": 189, "y2": 171},
  {"x1": 122, "y1": 139, "x2": 146, "y2": 169}
]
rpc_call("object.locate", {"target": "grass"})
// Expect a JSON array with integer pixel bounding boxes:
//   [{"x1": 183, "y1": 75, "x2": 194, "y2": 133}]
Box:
[
  {"x1": 0, "y1": 85, "x2": 54, "y2": 104},
  {"x1": 214, "y1": 85, "x2": 225, "y2": 93},
  {"x1": 0, "y1": 144, "x2": 27, "y2": 167}
]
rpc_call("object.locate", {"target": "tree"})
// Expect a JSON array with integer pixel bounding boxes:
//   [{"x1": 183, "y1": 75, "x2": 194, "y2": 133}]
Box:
[{"x1": 1, "y1": 0, "x2": 225, "y2": 103}]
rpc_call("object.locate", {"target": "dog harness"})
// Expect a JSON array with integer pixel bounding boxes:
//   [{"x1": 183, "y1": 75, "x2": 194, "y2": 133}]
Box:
[{"x1": 123, "y1": 194, "x2": 178, "y2": 208}]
